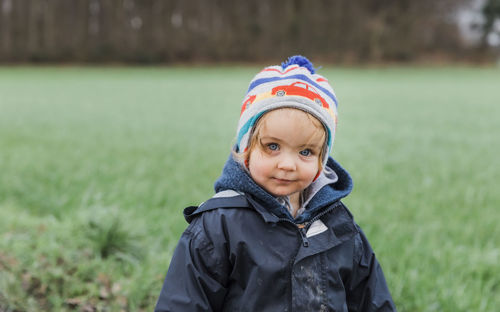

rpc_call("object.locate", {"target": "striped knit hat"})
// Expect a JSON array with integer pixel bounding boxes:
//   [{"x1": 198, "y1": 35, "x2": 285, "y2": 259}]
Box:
[{"x1": 236, "y1": 55, "x2": 338, "y2": 167}]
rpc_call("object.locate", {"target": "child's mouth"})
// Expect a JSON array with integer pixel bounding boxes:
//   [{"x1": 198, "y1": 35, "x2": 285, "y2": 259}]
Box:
[{"x1": 272, "y1": 177, "x2": 294, "y2": 183}]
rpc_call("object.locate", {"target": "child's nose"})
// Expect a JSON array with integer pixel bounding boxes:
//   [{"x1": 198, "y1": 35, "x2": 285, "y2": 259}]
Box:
[{"x1": 277, "y1": 153, "x2": 296, "y2": 171}]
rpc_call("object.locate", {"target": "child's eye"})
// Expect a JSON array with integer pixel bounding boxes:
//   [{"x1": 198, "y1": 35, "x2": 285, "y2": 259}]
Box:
[
  {"x1": 300, "y1": 149, "x2": 312, "y2": 156},
  {"x1": 267, "y1": 143, "x2": 279, "y2": 151}
]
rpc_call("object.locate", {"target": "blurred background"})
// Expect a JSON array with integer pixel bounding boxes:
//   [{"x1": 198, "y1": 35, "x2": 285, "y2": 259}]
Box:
[
  {"x1": 0, "y1": 0, "x2": 499, "y2": 64},
  {"x1": 1, "y1": 1, "x2": 500, "y2": 312}
]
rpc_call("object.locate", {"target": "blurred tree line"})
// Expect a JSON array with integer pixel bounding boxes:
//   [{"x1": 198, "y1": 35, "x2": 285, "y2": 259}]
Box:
[
  {"x1": 0, "y1": 0, "x2": 496, "y2": 63},
  {"x1": 482, "y1": 0, "x2": 500, "y2": 48}
]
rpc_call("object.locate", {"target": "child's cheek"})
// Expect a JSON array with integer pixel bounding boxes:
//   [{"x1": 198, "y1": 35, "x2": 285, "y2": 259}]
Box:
[{"x1": 249, "y1": 154, "x2": 273, "y2": 182}]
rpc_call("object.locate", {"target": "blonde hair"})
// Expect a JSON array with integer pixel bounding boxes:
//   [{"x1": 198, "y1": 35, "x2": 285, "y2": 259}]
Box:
[{"x1": 233, "y1": 108, "x2": 327, "y2": 169}]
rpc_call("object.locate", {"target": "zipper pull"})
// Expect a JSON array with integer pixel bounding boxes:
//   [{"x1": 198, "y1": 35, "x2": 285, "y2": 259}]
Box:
[{"x1": 299, "y1": 227, "x2": 309, "y2": 247}]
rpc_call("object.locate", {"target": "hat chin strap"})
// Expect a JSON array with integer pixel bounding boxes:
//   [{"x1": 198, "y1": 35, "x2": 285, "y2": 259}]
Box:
[{"x1": 312, "y1": 169, "x2": 322, "y2": 182}]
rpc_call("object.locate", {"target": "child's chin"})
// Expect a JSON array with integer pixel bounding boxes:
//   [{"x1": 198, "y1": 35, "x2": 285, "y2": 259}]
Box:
[
  {"x1": 268, "y1": 189, "x2": 295, "y2": 197},
  {"x1": 270, "y1": 192, "x2": 288, "y2": 197}
]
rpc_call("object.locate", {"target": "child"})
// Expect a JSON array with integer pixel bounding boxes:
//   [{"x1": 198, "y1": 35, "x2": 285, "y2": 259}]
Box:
[{"x1": 155, "y1": 56, "x2": 396, "y2": 311}]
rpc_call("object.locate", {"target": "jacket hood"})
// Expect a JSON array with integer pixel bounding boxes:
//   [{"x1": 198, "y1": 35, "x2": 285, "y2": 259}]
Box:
[{"x1": 213, "y1": 154, "x2": 353, "y2": 224}]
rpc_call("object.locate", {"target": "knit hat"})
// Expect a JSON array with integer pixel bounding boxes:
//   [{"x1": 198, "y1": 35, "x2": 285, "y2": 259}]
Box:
[{"x1": 236, "y1": 55, "x2": 338, "y2": 167}]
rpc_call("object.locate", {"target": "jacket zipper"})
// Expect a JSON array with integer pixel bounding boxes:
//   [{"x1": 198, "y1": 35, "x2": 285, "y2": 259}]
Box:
[
  {"x1": 277, "y1": 218, "x2": 310, "y2": 247},
  {"x1": 278, "y1": 202, "x2": 340, "y2": 311},
  {"x1": 303, "y1": 201, "x2": 342, "y2": 229},
  {"x1": 298, "y1": 227, "x2": 309, "y2": 247},
  {"x1": 276, "y1": 218, "x2": 305, "y2": 312},
  {"x1": 277, "y1": 201, "x2": 342, "y2": 311},
  {"x1": 278, "y1": 201, "x2": 343, "y2": 248}
]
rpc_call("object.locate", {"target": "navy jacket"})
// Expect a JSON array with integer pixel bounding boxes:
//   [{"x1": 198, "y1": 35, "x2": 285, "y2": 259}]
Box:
[{"x1": 155, "y1": 157, "x2": 396, "y2": 311}]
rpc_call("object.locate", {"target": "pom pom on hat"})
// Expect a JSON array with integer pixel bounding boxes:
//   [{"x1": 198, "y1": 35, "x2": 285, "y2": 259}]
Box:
[
  {"x1": 281, "y1": 55, "x2": 316, "y2": 74},
  {"x1": 236, "y1": 55, "x2": 338, "y2": 167}
]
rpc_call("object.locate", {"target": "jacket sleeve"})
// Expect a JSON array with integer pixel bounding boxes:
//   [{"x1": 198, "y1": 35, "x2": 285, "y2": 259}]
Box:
[
  {"x1": 347, "y1": 226, "x2": 397, "y2": 312},
  {"x1": 155, "y1": 217, "x2": 230, "y2": 312}
]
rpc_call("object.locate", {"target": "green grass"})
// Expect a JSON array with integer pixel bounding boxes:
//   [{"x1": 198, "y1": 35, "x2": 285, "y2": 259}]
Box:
[{"x1": 0, "y1": 65, "x2": 499, "y2": 311}]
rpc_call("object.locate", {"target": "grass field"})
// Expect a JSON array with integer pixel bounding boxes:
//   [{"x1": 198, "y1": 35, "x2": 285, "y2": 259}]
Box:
[{"x1": 0, "y1": 65, "x2": 499, "y2": 311}]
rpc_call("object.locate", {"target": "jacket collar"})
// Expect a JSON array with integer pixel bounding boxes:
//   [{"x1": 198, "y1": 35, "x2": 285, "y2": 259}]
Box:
[{"x1": 183, "y1": 190, "x2": 280, "y2": 224}]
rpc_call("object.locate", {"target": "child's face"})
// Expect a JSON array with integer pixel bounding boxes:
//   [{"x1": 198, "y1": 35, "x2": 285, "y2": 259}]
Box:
[{"x1": 248, "y1": 109, "x2": 324, "y2": 199}]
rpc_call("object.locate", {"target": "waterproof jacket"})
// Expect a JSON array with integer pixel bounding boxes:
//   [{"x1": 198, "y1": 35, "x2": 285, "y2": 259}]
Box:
[{"x1": 155, "y1": 157, "x2": 396, "y2": 312}]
